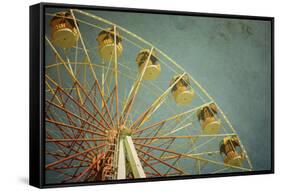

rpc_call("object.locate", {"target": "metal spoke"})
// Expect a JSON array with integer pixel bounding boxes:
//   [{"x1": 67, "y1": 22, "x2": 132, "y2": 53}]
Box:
[
  {"x1": 121, "y1": 47, "x2": 154, "y2": 125},
  {"x1": 70, "y1": 10, "x2": 115, "y2": 128},
  {"x1": 129, "y1": 73, "x2": 186, "y2": 130},
  {"x1": 46, "y1": 144, "x2": 106, "y2": 169}
]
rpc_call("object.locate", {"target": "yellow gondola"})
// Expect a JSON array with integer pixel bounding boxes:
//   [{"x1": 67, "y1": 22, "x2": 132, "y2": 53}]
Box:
[
  {"x1": 170, "y1": 74, "x2": 194, "y2": 105},
  {"x1": 50, "y1": 12, "x2": 79, "y2": 48},
  {"x1": 197, "y1": 103, "x2": 221, "y2": 134},
  {"x1": 96, "y1": 27, "x2": 123, "y2": 61},
  {"x1": 219, "y1": 136, "x2": 244, "y2": 166},
  {"x1": 136, "y1": 49, "x2": 161, "y2": 80}
]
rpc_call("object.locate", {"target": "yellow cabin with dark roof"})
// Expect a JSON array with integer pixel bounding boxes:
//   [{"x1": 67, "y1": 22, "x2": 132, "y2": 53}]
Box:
[
  {"x1": 96, "y1": 28, "x2": 123, "y2": 61},
  {"x1": 197, "y1": 103, "x2": 221, "y2": 134},
  {"x1": 220, "y1": 136, "x2": 244, "y2": 167},
  {"x1": 170, "y1": 74, "x2": 194, "y2": 105},
  {"x1": 50, "y1": 11, "x2": 79, "y2": 48},
  {"x1": 136, "y1": 49, "x2": 161, "y2": 80}
]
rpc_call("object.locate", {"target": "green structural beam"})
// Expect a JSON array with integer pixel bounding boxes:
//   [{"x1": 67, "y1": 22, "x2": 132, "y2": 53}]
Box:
[
  {"x1": 117, "y1": 138, "x2": 126, "y2": 179},
  {"x1": 124, "y1": 136, "x2": 146, "y2": 178}
]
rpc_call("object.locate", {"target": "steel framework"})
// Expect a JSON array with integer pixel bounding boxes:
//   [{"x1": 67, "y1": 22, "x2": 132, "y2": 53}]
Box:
[{"x1": 44, "y1": 8, "x2": 253, "y2": 184}]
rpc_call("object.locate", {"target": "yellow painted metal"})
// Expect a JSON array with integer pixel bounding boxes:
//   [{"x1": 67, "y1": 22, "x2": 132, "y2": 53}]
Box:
[
  {"x1": 52, "y1": 28, "x2": 78, "y2": 48},
  {"x1": 96, "y1": 28, "x2": 123, "y2": 61},
  {"x1": 50, "y1": 12, "x2": 79, "y2": 48},
  {"x1": 136, "y1": 49, "x2": 161, "y2": 80},
  {"x1": 170, "y1": 74, "x2": 195, "y2": 105}
]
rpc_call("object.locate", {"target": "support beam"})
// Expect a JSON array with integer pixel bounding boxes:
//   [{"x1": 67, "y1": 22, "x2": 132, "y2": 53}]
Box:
[
  {"x1": 117, "y1": 138, "x2": 126, "y2": 179},
  {"x1": 124, "y1": 136, "x2": 146, "y2": 178}
]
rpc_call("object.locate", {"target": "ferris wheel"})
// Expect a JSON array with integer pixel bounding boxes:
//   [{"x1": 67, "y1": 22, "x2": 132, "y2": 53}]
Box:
[{"x1": 44, "y1": 9, "x2": 253, "y2": 184}]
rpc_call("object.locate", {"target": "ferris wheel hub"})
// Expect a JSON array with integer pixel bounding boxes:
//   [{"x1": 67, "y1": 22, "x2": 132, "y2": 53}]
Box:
[
  {"x1": 120, "y1": 127, "x2": 132, "y2": 137},
  {"x1": 106, "y1": 129, "x2": 118, "y2": 143}
]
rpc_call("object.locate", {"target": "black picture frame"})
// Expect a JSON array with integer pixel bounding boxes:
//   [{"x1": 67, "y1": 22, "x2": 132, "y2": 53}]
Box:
[{"x1": 30, "y1": 2, "x2": 274, "y2": 188}]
